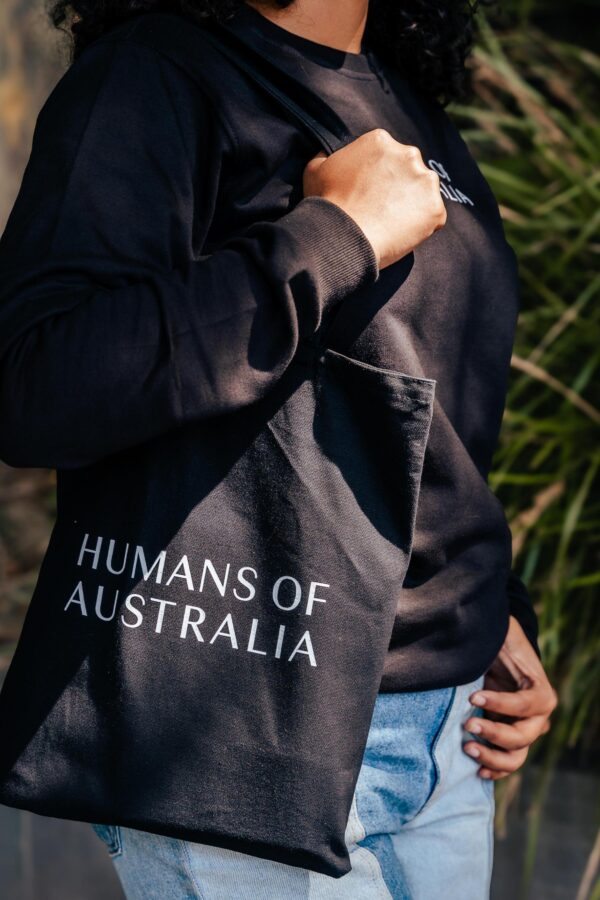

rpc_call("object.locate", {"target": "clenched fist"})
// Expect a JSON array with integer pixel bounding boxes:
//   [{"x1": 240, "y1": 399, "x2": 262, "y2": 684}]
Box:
[{"x1": 303, "y1": 128, "x2": 447, "y2": 269}]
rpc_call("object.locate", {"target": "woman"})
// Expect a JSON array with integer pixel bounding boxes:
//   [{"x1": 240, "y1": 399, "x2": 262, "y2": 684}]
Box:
[{"x1": 0, "y1": 0, "x2": 557, "y2": 897}]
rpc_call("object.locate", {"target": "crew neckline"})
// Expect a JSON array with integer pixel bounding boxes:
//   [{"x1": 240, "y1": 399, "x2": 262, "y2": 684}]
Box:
[{"x1": 223, "y1": 3, "x2": 380, "y2": 78}]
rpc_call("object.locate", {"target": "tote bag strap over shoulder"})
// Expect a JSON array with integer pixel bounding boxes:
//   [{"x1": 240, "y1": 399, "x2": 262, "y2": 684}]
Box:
[
  {"x1": 198, "y1": 21, "x2": 363, "y2": 349},
  {"x1": 199, "y1": 21, "x2": 356, "y2": 156}
]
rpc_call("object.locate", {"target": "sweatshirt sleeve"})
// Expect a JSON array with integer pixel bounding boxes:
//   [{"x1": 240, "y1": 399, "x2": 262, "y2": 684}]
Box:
[
  {"x1": 0, "y1": 37, "x2": 378, "y2": 470},
  {"x1": 506, "y1": 568, "x2": 541, "y2": 658}
]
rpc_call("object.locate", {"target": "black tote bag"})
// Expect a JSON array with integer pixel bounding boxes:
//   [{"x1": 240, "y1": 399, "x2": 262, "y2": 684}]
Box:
[{"x1": 0, "y1": 21, "x2": 436, "y2": 878}]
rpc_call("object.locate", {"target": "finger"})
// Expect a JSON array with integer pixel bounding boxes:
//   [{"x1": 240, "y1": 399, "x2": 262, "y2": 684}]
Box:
[
  {"x1": 463, "y1": 740, "x2": 528, "y2": 773},
  {"x1": 464, "y1": 714, "x2": 549, "y2": 750},
  {"x1": 479, "y1": 768, "x2": 511, "y2": 781},
  {"x1": 470, "y1": 685, "x2": 555, "y2": 719}
]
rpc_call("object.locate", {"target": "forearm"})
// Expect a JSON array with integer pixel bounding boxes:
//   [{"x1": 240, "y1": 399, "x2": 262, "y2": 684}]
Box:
[{"x1": 0, "y1": 197, "x2": 377, "y2": 469}]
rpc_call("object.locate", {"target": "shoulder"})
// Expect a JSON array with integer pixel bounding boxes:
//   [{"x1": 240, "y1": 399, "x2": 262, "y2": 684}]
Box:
[
  {"x1": 48, "y1": 13, "x2": 212, "y2": 108},
  {"x1": 35, "y1": 13, "x2": 232, "y2": 159},
  {"x1": 86, "y1": 11, "x2": 232, "y2": 98}
]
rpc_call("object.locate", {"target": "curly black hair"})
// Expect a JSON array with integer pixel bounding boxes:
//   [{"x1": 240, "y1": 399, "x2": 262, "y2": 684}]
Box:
[{"x1": 46, "y1": 0, "x2": 483, "y2": 105}]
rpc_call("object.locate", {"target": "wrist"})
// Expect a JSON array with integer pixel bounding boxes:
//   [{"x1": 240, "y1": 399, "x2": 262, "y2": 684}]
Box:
[
  {"x1": 282, "y1": 196, "x2": 380, "y2": 310},
  {"x1": 316, "y1": 194, "x2": 382, "y2": 269}
]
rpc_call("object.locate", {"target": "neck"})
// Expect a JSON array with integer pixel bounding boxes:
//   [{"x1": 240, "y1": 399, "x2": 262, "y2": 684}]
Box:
[{"x1": 243, "y1": 0, "x2": 369, "y2": 54}]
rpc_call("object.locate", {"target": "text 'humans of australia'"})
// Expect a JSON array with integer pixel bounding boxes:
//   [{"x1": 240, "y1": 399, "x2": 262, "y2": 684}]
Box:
[{"x1": 63, "y1": 533, "x2": 330, "y2": 667}]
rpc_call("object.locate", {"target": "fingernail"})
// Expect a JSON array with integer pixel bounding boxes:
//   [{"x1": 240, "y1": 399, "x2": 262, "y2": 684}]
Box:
[
  {"x1": 471, "y1": 693, "x2": 486, "y2": 707},
  {"x1": 480, "y1": 770, "x2": 492, "y2": 779},
  {"x1": 465, "y1": 745, "x2": 480, "y2": 758},
  {"x1": 468, "y1": 721, "x2": 482, "y2": 734}
]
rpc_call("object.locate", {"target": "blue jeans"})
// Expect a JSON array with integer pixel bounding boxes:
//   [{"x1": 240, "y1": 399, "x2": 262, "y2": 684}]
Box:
[{"x1": 92, "y1": 674, "x2": 493, "y2": 899}]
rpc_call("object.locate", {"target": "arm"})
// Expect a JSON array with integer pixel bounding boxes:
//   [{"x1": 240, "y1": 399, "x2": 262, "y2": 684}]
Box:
[
  {"x1": 463, "y1": 614, "x2": 556, "y2": 781},
  {"x1": 461, "y1": 559, "x2": 553, "y2": 781},
  {"x1": 0, "y1": 38, "x2": 378, "y2": 470}
]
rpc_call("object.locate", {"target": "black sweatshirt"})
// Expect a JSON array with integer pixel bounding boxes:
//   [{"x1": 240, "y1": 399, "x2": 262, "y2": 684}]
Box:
[{"x1": 0, "y1": 6, "x2": 539, "y2": 691}]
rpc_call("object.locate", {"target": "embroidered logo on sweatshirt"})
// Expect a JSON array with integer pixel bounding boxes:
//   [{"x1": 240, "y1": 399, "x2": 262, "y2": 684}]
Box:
[{"x1": 428, "y1": 159, "x2": 474, "y2": 207}]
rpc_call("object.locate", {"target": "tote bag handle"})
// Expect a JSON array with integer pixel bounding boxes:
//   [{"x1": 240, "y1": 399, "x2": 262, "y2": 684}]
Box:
[
  {"x1": 199, "y1": 21, "x2": 364, "y2": 349},
  {"x1": 199, "y1": 22, "x2": 356, "y2": 156}
]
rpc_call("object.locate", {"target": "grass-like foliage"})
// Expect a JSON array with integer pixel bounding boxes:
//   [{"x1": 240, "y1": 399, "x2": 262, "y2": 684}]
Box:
[{"x1": 452, "y1": 16, "x2": 600, "y2": 895}]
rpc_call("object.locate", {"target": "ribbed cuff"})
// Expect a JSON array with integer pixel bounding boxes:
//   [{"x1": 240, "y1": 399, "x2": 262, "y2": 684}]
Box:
[{"x1": 281, "y1": 195, "x2": 379, "y2": 311}]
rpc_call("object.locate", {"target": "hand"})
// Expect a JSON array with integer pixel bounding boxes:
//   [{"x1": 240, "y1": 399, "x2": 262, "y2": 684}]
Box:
[
  {"x1": 302, "y1": 128, "x2": 447, "y2": 270},
  {"x1": 463, "y1": 615, "x2": 558, "y2": 780}
]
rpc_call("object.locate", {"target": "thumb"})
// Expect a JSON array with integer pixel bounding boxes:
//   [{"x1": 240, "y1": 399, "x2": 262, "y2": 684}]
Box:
[
  {"x1": 303, "y1": 150, "x2": 329, "y2": 195},
  {"x1": 304, "y1": 150, "x2": 328, "y2": 173}
]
